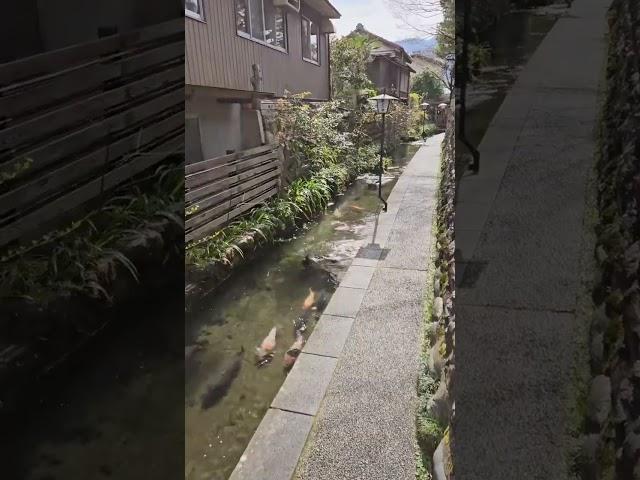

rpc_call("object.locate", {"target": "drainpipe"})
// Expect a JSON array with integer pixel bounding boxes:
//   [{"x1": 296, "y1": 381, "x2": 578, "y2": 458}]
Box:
[{"x1": 459, "y1": 0, "x2": 480, "y2": 173}]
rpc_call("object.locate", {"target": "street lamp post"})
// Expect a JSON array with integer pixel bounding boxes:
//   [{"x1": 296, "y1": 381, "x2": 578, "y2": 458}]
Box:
[
  {"x1": 369, "y1": 90, "x2": 399, "y2": 212},
  {"x1": 420, "y1": 102, "x2": 430, "y2": 140}
]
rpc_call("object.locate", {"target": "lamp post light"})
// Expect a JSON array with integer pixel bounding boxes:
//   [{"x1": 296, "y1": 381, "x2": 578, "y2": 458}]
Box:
[
  {"x1": 420, "y1": 102, "x2": 430, "y2": 140},
  {"x1": 369, "y1": 90, "x2": 399, "y2": 212}
]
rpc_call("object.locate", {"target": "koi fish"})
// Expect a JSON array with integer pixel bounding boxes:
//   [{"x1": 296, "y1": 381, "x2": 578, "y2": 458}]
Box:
[
  {"x1": 302, "y1": 288, "x2": 316, "y2": 310},
  {"x1": 350, "y1": 204, "x2": 364, "y2": 212},
  {"x1": 255, "y1": 326, "x2": 277, "y2": 357},
  {"x1": 283, "y1": 332, "x2": 305, "y2": 369}
]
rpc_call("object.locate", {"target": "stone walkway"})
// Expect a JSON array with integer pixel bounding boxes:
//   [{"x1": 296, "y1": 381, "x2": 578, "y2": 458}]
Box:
[
  {"x1": 295, "y1": 136, "x2": 441, "y2": 480},
  {"x1": 455, "y1": 1, "x2": 612, "y2": 478},
  {"x1": 229, "y1": 134, "x2": 442, "y2": 480}
]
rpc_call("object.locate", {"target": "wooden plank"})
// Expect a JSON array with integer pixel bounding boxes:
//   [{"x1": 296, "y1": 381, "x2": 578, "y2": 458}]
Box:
[
  {"x1": 234, "y1": 151, "x2": 280, "y2": 172},
  {"x1": 186, "y1": 176, "x2": 280, "y2": 232},
  {"x1": 186, "y1": 163, "x2": 235, "y2": 190},
  {"x1": 185, "y1": 144, "x2": 277, "y2": 175},
  {"x1": 185, "y1": 184, "x2": 233, "y2": 215},
  {"x1": 0, "y1": 39, "x2": 184, "y2": 122},
  {"x1": 228, "y1": 178, "x2": 280, "y2": 208},
  {"x1": 0, "y1": 19, "x2": 184, "y2": 86},
  {"x1": 185, "y1": 151, "x2": 278, "y2": 190},
  {"x1": 186, "y1": 165, "x2": 280, "y2": 203},
  {"x1": 230, "y1": 168, "x2": 281, "y2": 196},
  {"x1": 226, "y1": 187, "x2": 279, "y2": 222},
  {"x1": 186, "y1": 200, "x2": 232, "y2": 231},
  {"x1": 0, "y1": 86, "x2": 184, "y2": 179},
  {"x1": 0, "y1": 64, "x2": 184, "y2": 150},
  {"x1": 235, "y1": 161, "x2": 280, "y2": 183},
  {"x1": 185, "y1": 186, "x2": 278, "y2": 243},
  {"x1": 0, "y1": 112, "x2": 183, "y2": 220},
  {"x1": 0, "y1": 134, "x2": 184, "y2": 247}
]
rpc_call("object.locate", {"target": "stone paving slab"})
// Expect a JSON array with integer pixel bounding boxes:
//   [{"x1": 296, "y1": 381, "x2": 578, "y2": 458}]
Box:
[
  {"x1": 350, "y1": 256, "x2": 380, "y2": 267},
  {"x1": 272, "y1": 353, "x2": 338, "y2": 416},
  {"x1": 303, "y1": 315, "x2": 354, "y2": 358},
  {"x1": 322, "y1": 286, "x2": 366, "y2": 318},
  {"x1": 338, "y1": 266, "x2": 376, "y2": 290},
  {"x1": 229, "y1": 408, "x2": 314, "y2": 480}
]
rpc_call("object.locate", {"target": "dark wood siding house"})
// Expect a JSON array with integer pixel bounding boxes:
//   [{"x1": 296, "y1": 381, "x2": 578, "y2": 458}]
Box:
[
  {"x1": 185, "y1": 0, "x2": 341, "y2": 161},
  {"x1": 349, "y1": 24, "x2": 415, "y2": 101}
]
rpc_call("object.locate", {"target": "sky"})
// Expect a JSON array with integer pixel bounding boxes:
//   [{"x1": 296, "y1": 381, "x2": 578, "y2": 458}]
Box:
[{"x1": 330, "y1": 0, "x2": 441, "y2": 42}]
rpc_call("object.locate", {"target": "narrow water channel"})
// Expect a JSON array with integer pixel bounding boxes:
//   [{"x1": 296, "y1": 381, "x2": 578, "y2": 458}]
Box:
[{"x1": 185, "y1": 143, "x2": 420, "y2": 480}]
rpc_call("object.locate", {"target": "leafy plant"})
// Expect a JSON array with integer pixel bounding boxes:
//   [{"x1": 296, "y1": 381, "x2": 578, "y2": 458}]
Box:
[{"x1": 0, "y1": 162, "x2": 183, "y2": 303}]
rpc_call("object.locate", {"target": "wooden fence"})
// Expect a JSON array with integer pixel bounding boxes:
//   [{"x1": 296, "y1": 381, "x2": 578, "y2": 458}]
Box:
[
  {"x1": 185, "y1": 144, "x2": 283, "y2": 243},
  {"x1": 0, "y1": 18, "x2": 185, "y2": 248}
]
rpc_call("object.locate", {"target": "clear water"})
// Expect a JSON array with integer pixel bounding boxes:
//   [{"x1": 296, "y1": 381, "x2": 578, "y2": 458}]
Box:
[{"x1": 184, "y1": 144, "x2": 420, "y2": 480}]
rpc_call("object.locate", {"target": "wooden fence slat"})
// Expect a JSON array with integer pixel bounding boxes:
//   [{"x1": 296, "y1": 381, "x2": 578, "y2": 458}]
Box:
[
  {"x1": 185, "y1": 163, "x2": 234, "y2": 190},
  {"x1": 226, "y1": 186, "x2": 279, "y2": 222},
  {"x1": 1, "y1": 86, "x2": 184, "y2": 180},
  {"x1": 0, "y1": 19, "x2": 184, "y2": 86},
  {"x1": 0, "y1": 112, "x2": 184, "y2": 220},
  {"x1": 186, "y1": 164, "x2": 280, "y2": 204},
  {"x1": 184, "y1": 151, "x2": 278, "y2": 190},
  {"x1": 186, "y1": 175, "x2": 281, "y2": 231},
  {"x1": 185, "y1": 144, "x2": 277, "y2": 175},
  {"x1": 0, "y1": 40, "x2": 184, "y2": 123},
  {"x1": 0, "y1": 64, "x2": 184, "y2": 150},
  {"x1": 234, "y1": 151, "x2": 281, "y2": 172},
  {"x1": 0, "y1": 134, "x2": 184, "y2": 246},
  {"x1": 228, "y1": 178, "x2": 280, "y2": 209},
  {"x1": 185, "y1": 186, "x2": 278, "y2": 243},
  {"x1": 184, "y1": 144, "x2": 284, "y2": 242}
]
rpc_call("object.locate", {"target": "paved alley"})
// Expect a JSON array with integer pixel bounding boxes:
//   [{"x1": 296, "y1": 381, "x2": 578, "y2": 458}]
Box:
[{"x1": 455, "y1": 0, "x2": 612, "y2": 478}]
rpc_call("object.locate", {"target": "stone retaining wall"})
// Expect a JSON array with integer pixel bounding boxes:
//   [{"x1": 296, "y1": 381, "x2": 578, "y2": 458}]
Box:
[
  {"x1": 417, "y1": 101, "x2": 455, "y2": 479},
  {"x1": 582, "y1": 0, "x2": 640, "y2": 478}
]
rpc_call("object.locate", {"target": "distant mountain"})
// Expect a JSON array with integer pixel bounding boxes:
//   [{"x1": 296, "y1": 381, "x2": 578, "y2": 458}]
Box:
[{"x1": 395, "y1": 37, "x2": 437, "y2": 55}]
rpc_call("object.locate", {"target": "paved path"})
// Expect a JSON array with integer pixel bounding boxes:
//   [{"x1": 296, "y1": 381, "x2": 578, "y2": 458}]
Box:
[
  {"x1": 293, "y1": 135, "x2": 442, "y2": 480},
  {"x1": 455, "y1": 1, "x2": 612, "y2": 478}
]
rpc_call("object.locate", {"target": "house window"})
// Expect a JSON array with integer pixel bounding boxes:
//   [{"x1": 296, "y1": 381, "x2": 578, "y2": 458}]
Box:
[
  {"x1": 185, "y1": 0, "x2": 204, "y2": 21},
  {"x1": 301, "y1": 16, "x2": 319, "y2": 64},
  {"x1": 235, "y1": 0, "x2": 288, "y2": 51}
]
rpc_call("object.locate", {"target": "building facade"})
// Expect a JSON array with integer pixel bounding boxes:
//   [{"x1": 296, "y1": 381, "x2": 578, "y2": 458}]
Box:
[
  {"x1": 349, "y1": 23, "x2": 415, "y2": 101},
  {"x1": 185, "y1": 0, "x2": 341, "y2": 161}
]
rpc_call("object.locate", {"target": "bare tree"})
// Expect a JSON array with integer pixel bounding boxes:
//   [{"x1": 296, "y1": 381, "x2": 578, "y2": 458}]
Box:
[
  {"x1": 387, "y1": 0, "x2": 454, "y2": 94},
  {"x1": 385, "y1": 0, "x2": 450, "y2": 41}
]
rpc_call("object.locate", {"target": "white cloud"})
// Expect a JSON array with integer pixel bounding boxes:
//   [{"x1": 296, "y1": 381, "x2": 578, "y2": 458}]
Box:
[{"x1": 330, "y1": 0, "x2": 441, "y2": 41}]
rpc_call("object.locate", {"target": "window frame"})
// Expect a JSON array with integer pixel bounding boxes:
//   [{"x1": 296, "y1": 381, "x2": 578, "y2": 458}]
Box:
[
  {"x1": 235, "y1": 0, "x2": 289, "y2": 54},
  {"x1": 301, "y1": 15, "x2": 320, "y2": 66},
  {"x1": 185, "y1": 0, "x2": 205, "y2": 22}
]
